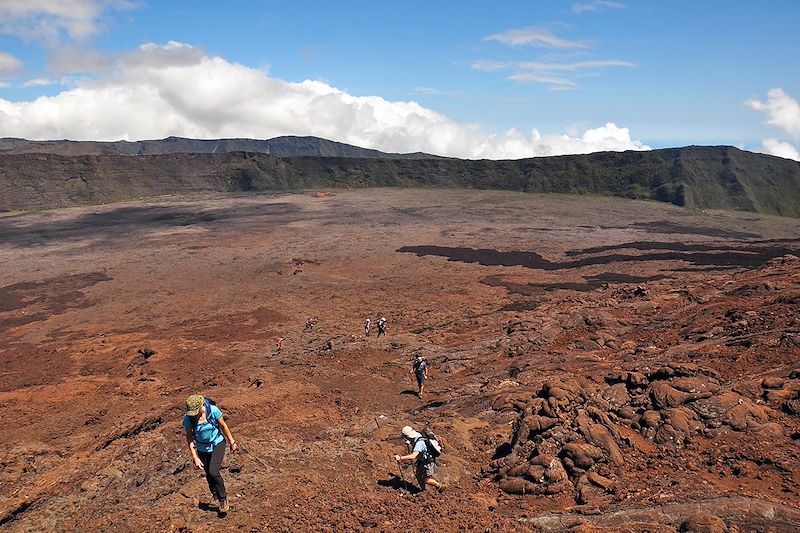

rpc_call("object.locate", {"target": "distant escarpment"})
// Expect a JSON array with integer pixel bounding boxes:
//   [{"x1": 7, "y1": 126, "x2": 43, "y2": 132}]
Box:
[
  {"x1": 0, "y1": 135, "x2": 436, "y2": 159},
  {"x1": 1, "y1": 145, "x2": 799, "y2": 217}
]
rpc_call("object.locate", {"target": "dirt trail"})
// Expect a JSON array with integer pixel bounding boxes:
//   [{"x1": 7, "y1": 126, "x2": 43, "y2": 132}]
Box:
[{"x1": 1, "y1": 189, "x2": 799, "y2": 532}]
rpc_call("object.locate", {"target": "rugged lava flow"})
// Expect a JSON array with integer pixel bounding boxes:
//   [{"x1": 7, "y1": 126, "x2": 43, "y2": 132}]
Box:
[{"x1": 1, "y1": 189, "x2": 799, "y2": 532}]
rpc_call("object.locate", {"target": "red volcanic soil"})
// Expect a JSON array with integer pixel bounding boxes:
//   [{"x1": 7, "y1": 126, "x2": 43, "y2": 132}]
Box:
[{"x1": 1, "y1": 189, "x2": 799, "y2": 532}]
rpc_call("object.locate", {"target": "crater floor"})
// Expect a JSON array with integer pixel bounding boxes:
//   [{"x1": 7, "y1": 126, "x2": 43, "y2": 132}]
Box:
[{"x1": 1, "y1": 189, "x2": 799, "y2": 532}]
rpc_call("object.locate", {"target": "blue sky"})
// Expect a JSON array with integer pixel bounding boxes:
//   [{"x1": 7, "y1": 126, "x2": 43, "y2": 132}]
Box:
[{"x1": 0, "y1": 0, "x2": 798, "y2": 159}]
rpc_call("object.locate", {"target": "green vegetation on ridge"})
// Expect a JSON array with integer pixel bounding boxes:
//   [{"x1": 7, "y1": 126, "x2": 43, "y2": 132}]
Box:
[{"x1": 0, "y1": 145, "x2": 798, "y2": 217}]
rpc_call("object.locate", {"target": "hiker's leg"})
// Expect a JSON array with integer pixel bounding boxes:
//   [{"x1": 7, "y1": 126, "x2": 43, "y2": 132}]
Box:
[
  {"x1": 422, "y1": 462, "x2": 441, "y2": 490},
  {"x1": 415, "y1": 465, "x2": 427, "y2": 492},
  {"x1": 206, "y1": 443, "x2": 227, "y2": 501},
  {"x1": 424, "y1": 476, "x2": 442, "y2": 490},
  {"x1": 197, "y1": 450, "x2": 217, "y2": 499}
]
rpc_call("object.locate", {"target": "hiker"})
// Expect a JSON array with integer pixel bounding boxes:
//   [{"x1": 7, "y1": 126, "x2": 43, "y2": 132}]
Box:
[
  {"x1": 412, "y1": 355, "x2": 428, "y2": 397},
  {"x1": 304, "y1": 318, "x2": 315, "y2": 332},
  {"x1": 377, "y1": 316, "x2": 387, "y2": 337},
  {"x1": 183, "y1": 395, "x2": 239, "y2": 513},
  {"x1": 276, "y1": 337, "x2": 284, "y2": 351},
  {"x1": 394, "y1": 426, "x2": 444, "y2": 493},
  {"x1": 364, "y1": 317, "x2": 371, "y2": 336}
]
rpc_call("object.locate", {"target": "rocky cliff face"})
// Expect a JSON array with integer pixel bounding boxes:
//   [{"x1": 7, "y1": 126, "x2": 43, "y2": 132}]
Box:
[
  {"x1": 1, "y1": 145, "x2": 799, "y2": 216},
  {"x1": 0, "y1": 135, "x2": 434, "y2": 158}
]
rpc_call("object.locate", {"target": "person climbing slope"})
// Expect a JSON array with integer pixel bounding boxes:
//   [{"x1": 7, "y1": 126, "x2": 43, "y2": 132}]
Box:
[
  {"x1": 183, "y1": 395, "x2": 239, "y2": 513},
  {"x1": 377, "y1": 316, "x2": 387, "y2": 337},
  {"x1": 364, "y1": 317, "x2": 371, "y2": 336},
  {"x1": 394, "y1": 425, "x2": 445, "y2": 493},
  {"x1": 412, "y1": 354, "x2": 428, "y2": 398}
]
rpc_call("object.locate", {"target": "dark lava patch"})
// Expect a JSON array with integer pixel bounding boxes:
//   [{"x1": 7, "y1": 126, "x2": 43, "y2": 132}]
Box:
[
  {"x1": 601, "y1": 220, "x2": 762, "y2": 239},
  {"x1": 0, "y1": 272, "x2": 112, "y2": 329},
  {"x1": 0, "y1": 202, "x2": 299, "y2": 246},
  {"x1": 484, "y1": 272, "x2": 669, "y2": 295},
  {"x1": 565, "y1": 239, "x2": 800, "y2": 256},
  {"x1": 398, "y1": 241, "x2": 800, "y2": 271}
]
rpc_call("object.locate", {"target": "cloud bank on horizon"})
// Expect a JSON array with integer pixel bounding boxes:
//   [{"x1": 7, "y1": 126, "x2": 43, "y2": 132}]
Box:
[
  {"x1": 0, "y1": 41, "x2": 649, "y2": 159},
  {"x1": 0, "y1": 2, "x2": 797, "y2": 161},
  {"x1": 747, "y1": 89, "x2": 800, "y2": 161}
]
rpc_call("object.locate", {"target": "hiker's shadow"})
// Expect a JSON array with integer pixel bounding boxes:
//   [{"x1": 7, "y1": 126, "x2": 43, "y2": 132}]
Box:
[
  {"x1": 400, "y1": 389, "x2": 418, "y2": 396},
  {"x1": 378, "y1": 473, "x2": 420, "y2": 494}
]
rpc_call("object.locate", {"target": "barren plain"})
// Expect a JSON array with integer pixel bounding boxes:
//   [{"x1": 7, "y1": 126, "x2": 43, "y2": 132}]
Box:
[{"x1": 1, "y1": 188, "x2": 799, "y2": 532}]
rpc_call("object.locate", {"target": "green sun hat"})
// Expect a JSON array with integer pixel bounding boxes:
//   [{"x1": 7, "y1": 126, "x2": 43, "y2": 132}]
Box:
[{"x1": 185, "y1": 395, "x2": 203, "y2": 416}]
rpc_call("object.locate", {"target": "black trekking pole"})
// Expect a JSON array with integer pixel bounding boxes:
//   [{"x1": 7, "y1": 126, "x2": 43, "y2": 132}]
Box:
[{"x1": 394, "y1": 457, "x2": 410, "y2": 492}]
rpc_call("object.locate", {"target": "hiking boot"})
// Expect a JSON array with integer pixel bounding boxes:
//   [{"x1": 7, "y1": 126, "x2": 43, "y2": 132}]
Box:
[{"x1": 218, "y1": 499, "x2": 229, "y2": 512}]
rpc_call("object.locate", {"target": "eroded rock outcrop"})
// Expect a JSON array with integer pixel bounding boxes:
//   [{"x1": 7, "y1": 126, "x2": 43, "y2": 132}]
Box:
[{"x1": 489, "y1": 362, "x2": 793, "y2": 503}]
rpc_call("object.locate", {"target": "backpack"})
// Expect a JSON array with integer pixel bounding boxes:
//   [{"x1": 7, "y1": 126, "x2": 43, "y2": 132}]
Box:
[
  {"x1": 421, "y1": 428, "x2": 443, "y2": 458},
  {"x1": 190, "y1": 398, "x2": 220, "y2": 434},
  {"x1": 414, "y1": 429, "x2": 443, "y2": 464}
]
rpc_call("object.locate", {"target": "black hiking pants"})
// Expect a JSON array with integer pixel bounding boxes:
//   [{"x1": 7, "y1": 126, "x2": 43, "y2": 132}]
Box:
[{"x1": 197, "y1": 441, "x2": 227, "y2": 501}]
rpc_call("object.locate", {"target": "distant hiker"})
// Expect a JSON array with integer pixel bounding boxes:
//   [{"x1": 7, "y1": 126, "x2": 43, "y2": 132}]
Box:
[
  {"x1": 377, "y1": 316, "x2": 387, "y2": 337},
  {"x1": 304, "y1": 317, "x2": 316, "y2": 332},
  {"x1": 412, "y1": 355, "x2": 428, "y2": 398},
  {"x1": 183, "y1": 395, "x2": 239, "y2": 514},
  {"x1": 364, "y1": 317, "x2": 371, "y2": 336},
  {"x1": 276, "y1": 337, "x2": 284, "y2": 351},
  {"x1": 394, "y1": 425, "x2": 445, "y2": 493}
]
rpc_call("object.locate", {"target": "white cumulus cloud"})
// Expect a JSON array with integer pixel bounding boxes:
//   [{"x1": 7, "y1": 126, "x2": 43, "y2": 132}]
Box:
[
  {"x1": 747, "y1": 88, "x2": 800, "y2": 160},
  {"x1": 0, "y1": 0, "x2": 135, "y2": 43},
  {"x1": 746, "y1": 88, "x2": 800, "y2": 139},
  {"x1": 760, "y1": 138, "x2": 800, "y2": 161},
  {"x1": 0, "y1": 42, "x2": 650, "y2": 159}
]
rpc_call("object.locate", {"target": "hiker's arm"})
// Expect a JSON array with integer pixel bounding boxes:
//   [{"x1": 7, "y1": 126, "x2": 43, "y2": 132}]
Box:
[
  {"x1": 394, "y1": 450, "x2": 419, "y2": 464},
  {"x1": 218, "y1": 417, "x2": 239, "y2": 452},
  {"x1": 185, "y1": 428, "x2": 203, "y2": 469}
]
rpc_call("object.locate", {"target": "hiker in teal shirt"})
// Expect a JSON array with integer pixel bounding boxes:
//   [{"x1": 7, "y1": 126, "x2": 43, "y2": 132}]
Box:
[{"x1": 183, "y1": 395, "x2": 239, "y2": 513}]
